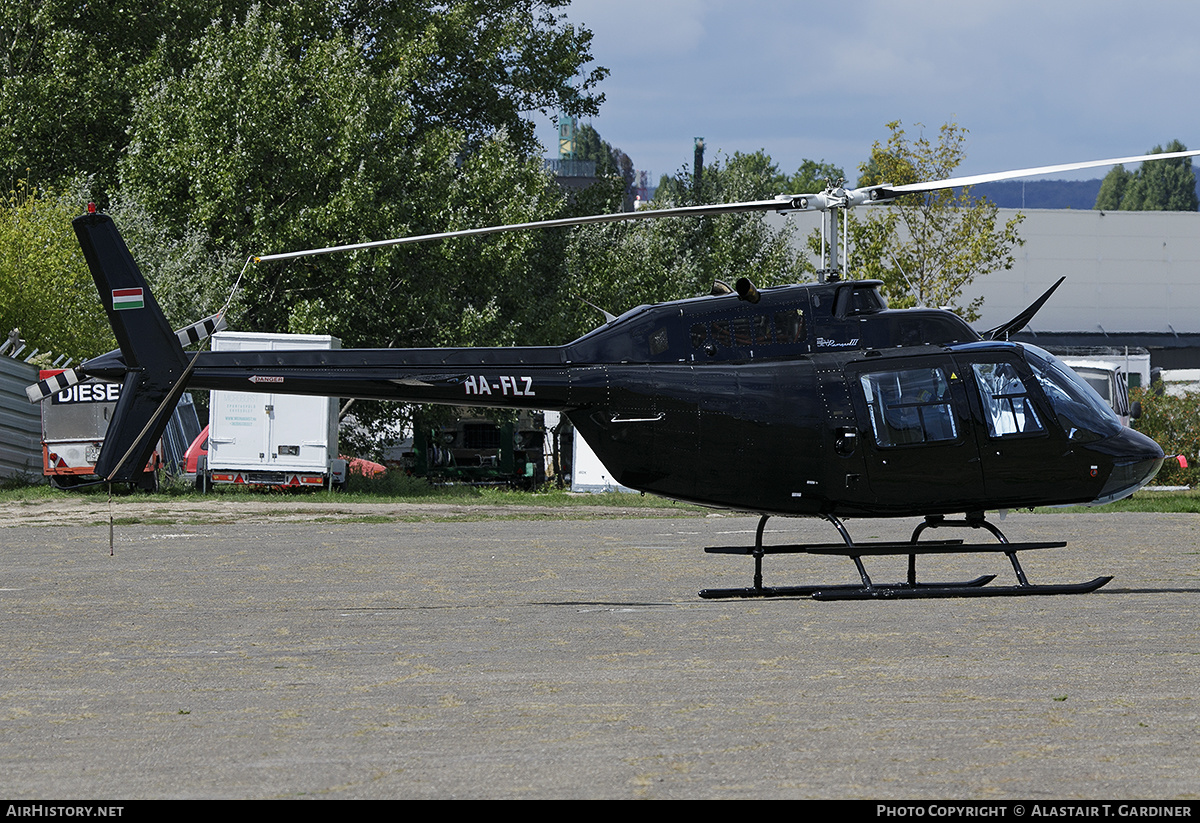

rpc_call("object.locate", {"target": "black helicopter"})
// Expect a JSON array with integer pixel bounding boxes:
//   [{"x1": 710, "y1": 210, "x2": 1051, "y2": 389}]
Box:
[{"x1": 30, "y1": 150, "x2": 1198, "y2": 600}]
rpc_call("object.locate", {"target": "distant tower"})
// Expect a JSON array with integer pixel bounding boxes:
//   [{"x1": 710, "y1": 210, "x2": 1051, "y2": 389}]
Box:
[
  {"x1": 558, "y1": 114, "x2": 578, "y2": 160},
  {"x1": 694, "y1": 137, "x2": 705, "y2": 190},
  {"x1": 635, "y1": 170, "x2": 649, "y2": 205}
]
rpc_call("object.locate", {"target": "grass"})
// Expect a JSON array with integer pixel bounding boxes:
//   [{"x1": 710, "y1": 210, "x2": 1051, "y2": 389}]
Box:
[
  {"x1": 2, "y1": 472, "x2": 1197, "y2": 513},
  {"x1": 0, "y1": 471, "x2": 702, "y2": 511},
  {"x1": 1036, "y1": 487, "x2": 1200, "y2": 514}
]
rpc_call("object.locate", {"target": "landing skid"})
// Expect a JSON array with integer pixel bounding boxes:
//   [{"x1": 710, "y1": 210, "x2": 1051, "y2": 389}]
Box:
[{"x1": 699, "y1": 513, "x2": 1111, "y2": 601}]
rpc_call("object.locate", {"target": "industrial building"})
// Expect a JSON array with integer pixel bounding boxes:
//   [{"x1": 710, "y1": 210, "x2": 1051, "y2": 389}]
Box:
[{"x1": 963, "y1": 208, "x2": 1200, "y2": 370}]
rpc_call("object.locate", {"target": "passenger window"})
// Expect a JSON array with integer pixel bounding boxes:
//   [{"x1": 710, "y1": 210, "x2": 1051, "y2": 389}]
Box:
[
  {"x1": 774, "y1": 309, "x2": 805, "y2": 344},
  {"x1": 752, "y1": 314, "x2": 772, "y2": 344},
  {"x1": 731, "y1": 317, "x2": 753, "y2": 346},
  {"x1": 860, "y1": 368, "x2": 958, "y2": 447},
  {"x1": 971, "y1": 362, "x2": 1044, "y2": 437},
  {"x1": 690, "y1": 323, "x2": 708, "y2": 349},
  {"x1": 649, "y1": 327, "x2": 669, "y2": 355},
  {"x1": 711, "y1": 319, "x2": 732, "y2": 347}
]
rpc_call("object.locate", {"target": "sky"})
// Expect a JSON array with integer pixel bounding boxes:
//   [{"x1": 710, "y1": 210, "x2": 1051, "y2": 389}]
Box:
[{"x1": 534, "y1": 0, "x2": 1200, "y2": 188}]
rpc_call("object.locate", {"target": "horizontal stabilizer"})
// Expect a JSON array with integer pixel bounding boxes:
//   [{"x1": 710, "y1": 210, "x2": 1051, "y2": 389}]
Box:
[
  {"x1": 25, "y1": 368, "x2": 85, "y2": 403},
  {"x1": 25, "y1": 314, "x2": 226, "y2": 404},
  {"x1": 174, "y1": 312, "x2": 227, "y2": 348}
]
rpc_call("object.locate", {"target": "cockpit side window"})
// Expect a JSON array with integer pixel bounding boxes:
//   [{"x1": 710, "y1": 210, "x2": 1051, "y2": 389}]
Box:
[
  {"x1": 971, "y1": 362, "x2": 1044, "y2": 437},
  {"x1": 860, "y1": 367, "x2": 958, "y2": 447}
]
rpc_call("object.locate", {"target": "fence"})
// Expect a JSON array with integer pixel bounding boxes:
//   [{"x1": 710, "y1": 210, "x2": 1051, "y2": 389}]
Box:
[{"x1": 0, "y1": 353, "x2": 42, "y2": 482}]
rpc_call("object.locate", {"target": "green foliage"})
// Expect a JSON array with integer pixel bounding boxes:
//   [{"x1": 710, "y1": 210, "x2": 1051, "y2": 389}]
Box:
[
  {"x1": 787, "y1": 159, "x2": 845, "y2": 194},
  {"x1": 566, "y1": 150, "x2": 810, "y2": 326},
  {"x1": 1131, "y1": 386, "x2": 1200, "y2": 486},
  {"x1": 0, "y1": 179, "x2": 114, "y2": 360},
  {"x1": 114, "y1": 5, "x2": 597, "y2": 349},
  {"x1": 2, "y1": 1, "x2": 604, "y2": 191},
  {"x1": 1093, "y1": 141, "x2": 1197, "y2": 212},
  {"x1": 573, "y1": 124, "x2": 635, "y2": 206},
  {"x1": 0, "y1": 178, "x2": 244, "y2": 363},
  {"x1": 104, "y1": 194, "x2": 244, "y2": 329},
  {"x1": 3, "y1": 0, "x2": 608, "y2": 369},
  {"x1": 1094, "y1": 164, "x2": 1130, "y2": 211},
  {"x1": 124, "y1": 7, "x2": 429, "y2": 252},
  {"x1": 0, "y1": 2, "x2": 597, "y2": 464},
  {"x1": 370, "y1": 0, "x2": 607, "y2": 155},
  {"x1": 0, "y1": 0, "x2": 242, "y2": 192},
  {"x1": 830, "y1": 121, "x2": 1025, "y2": 321}
]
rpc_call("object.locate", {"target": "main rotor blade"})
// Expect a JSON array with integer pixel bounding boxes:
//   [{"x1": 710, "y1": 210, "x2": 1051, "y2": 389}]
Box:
[
  {"x1": 885, "y1": 149, "x2": 1200, "y2": 195},
  {"x1": 254, "y1": 196, "x2": 813, "y2": 263},
  {"x1": 253, "y1": 148, "x2": 1200, "y2": 264}
]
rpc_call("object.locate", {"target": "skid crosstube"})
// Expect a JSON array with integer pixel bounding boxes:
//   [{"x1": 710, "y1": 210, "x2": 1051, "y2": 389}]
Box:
[{"x1": 699, "y1": 513, "x2": 1110, "y2": 601}]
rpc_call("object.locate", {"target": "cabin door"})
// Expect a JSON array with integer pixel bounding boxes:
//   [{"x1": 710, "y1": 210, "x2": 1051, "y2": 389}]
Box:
[
  {"x1": 953, "y1": 351, "x2": 1091, "y2": 505},
  {"x1": 847, "y1": 356, "x2": 986, "y2": 511}
]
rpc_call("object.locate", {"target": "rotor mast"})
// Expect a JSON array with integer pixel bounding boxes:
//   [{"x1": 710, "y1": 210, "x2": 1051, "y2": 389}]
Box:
[{"x1": 807, "y1": 179, "x2": 864, "y2": 283}]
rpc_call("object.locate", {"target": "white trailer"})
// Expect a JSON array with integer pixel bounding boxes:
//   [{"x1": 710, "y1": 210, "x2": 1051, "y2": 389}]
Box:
[{"x1": 203, "y1": 331, "x2": 347, "y2": 489}]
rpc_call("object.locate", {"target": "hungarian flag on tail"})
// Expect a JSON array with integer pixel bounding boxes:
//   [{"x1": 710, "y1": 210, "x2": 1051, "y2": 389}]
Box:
[{"x1": 112, "y1": 287, "x2": 144, "y2": 311}]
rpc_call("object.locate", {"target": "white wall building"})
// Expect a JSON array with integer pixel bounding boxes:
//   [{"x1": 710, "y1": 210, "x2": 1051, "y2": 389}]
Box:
[
  {"x1": 963, "y1": 209, "x2": 1200, "y2": 368},
  {"x1": 773, "y1": 206, "x2": 1200, "y2": 369}
]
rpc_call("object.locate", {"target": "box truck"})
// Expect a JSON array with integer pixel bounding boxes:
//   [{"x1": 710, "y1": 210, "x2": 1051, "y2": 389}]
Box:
[{"x1": 201, "y1": 332, "x2": 347, "y2": 490}]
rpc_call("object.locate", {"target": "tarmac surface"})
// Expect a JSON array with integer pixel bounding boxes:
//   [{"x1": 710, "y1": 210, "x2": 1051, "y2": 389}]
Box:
[{"x1": 1, "y1": 502, "x2": 1199, "y2": 799}]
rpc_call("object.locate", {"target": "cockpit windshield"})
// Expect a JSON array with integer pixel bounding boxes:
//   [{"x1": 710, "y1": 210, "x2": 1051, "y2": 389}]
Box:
[{"x1": 1019, "y1": 344, "x2": 1122, "y2": 442}]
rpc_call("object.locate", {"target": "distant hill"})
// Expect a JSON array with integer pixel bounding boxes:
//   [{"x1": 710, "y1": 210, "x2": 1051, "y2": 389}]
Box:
[
  {"x1": 970, "y1": 179, "x2": 1103, "y2": 209},
  {"x1": 969, "y1": 177, "x2": 1200, "y2": 210}
]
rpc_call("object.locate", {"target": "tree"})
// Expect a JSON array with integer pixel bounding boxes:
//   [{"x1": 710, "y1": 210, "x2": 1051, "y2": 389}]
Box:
[
  {"x1": 0, "y1": 179, "x2": 114, "y2": 361},
  {"x1": 1094, "y1": 164, "x2": 1131, "y2": 211},
  {"x1": 1131, "y1": 385, "x2": 1200, "y2": 487},
  {"x1": 0, "y1": 177, "x2": 248, "y2": 364},
  {"x1": 787, "y1": 159, "x2": 845, "y2": 194},
  {"x1": 116, "y1": 4, "x2": 609, "y2": 350},
  {"x1": 2, "y1": 1, "x2": 605, "y2": 193},
  {"x1": 103, "y1": 193, "x2": 245, "y2": 332},
  {"x1": 827, "y1": 121, "x2": 1025, "y2": 321},
  {"x1": 0, "y1": 1, "x2": 251, "y2": 192},
  {"x1": 1094, "y1": 140, "x2": 1197, "y2": 211},
  {"x1": 573, "y1": 124, "x2": 636, "y2": 208},
  {"x1": 4, "y1": 2, "x2": 608, "y2": 456},
  {"x1": 566, "y1": 150, "x2": 810, "y2": 325}
]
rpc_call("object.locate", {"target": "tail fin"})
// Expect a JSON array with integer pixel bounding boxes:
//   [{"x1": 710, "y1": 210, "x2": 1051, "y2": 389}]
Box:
[
  {"x1": 981, "y1": 277, "x2": 1065, "y2": 341},
  {"x1": 74, "y1": 212, "x2": 190, "y2": 483}
]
